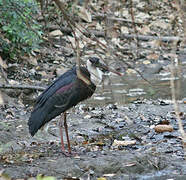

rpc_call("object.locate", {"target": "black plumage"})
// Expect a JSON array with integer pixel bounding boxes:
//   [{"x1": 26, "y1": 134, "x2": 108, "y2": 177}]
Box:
[
  {"x1": 28, "y1": 57, "x2": 121, "y2": 156},
  {"x1": 28, "y1": 66, "x2": 96, "y2": 137}
]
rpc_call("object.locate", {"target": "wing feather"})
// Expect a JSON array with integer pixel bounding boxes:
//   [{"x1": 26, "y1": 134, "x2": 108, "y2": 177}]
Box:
[{"x1": 35, "y1": 67, "x2": 76, "y2": 110}]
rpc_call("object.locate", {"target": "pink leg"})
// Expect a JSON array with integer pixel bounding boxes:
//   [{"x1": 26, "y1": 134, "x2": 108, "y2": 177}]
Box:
[
  {"x1": 59, "y1": 114, "x2": 65, "y2": 153},
  {"x1": 63, "y1": 112, "x2": 72, "y2": 154},
  {"x1": 59, "y1": 112, "x2": 71, "y2": 156}
]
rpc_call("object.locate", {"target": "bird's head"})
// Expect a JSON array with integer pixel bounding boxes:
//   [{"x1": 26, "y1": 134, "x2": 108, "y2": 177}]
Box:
[{"x1": 87, "y1": 57, "x2": 122, "y2": 84}]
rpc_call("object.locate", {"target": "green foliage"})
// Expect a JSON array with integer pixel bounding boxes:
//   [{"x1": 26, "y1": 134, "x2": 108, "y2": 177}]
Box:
[{"x1": 0, "y1": 0, "x2": 42, "y2": 59}]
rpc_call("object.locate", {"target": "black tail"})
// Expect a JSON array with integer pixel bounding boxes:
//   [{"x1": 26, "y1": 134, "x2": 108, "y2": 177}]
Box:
[{"x1": 28, "y1": 107, "x2": 47, "y2": 136}]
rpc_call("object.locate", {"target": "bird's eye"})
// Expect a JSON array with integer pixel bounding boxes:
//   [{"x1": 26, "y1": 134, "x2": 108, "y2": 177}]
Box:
[{"x1": 89, "y1": 57, "x2": 100, "y2": 65}]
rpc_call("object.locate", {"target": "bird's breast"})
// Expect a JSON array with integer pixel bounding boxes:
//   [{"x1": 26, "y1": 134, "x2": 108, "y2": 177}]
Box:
[{"x1": 77, "y1": 78, "x2": 96, "y2": 98}]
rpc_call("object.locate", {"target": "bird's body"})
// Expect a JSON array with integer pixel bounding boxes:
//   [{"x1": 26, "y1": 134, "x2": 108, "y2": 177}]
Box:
[
  {"x1": 28, "y1": 57, "x2": 121, "y2": 156},
  {"x1": 28, "y1": 66, "x2": 96, "y2": 137}
]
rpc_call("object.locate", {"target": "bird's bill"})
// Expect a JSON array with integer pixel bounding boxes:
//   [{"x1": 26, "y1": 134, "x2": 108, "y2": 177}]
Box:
[
  {"x1": 108, "y1": 67, "x2": 123, "y2": 76},
  {"x1": 96, "y1": 62, "x2": 122, "y2": 76}
]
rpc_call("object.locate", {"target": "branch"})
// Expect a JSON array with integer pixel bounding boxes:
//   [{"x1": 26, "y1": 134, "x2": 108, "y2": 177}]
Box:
[
  {"x1": 120, "y1": 34, "x2": 183, "y2": 42},
  {"x1": 0, "y1": 84, "x2": 45, "y2": 91},
  {"x1": 58, "y1": 27, "x2": 184, "y2": 42},
  {"x1": 93, "y1": 13, "x2": 143, "y2": 25}
]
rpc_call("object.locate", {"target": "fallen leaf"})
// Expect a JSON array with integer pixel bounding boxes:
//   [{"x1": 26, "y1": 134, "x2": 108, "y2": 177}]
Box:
[
  {"x1": 103, "y1": 174, "x2": 116, "y2": 177},
  {"x1": 0, "y1": 56, "x2": 7, "y2": 69},
  {"x1": 121, "y1": 26, "x2": 129, "y2": 34},
  {"x1": 84, "y1": 114, "x2": 92, "y2": 119},
  {"x1": 21, "y1": 55, "x2": 38, "y2": 66},
  {"x1": 146, "y1": 53, "x2": 159, "y2": 60},
  {"x1": 154, "y1": 125, "x2": 173, "y2": 133},
  {"x1": 0, "y1": 91, "x2": 4, "y2": 105},
  {"x1": 123, "y1": 162, "x2": 136, "y2": 167},
  {"x1": 68, "y1": 36, "x2": 84, "y2": 49},
  {"x1": 126, "y1": 68, "x2": 136, "y2": 74},
  {"x1": 112, "y1": 140, "x2": 136, "y2": 147},
  {"x1": 78, "y1": 6, "x2": 92, "y2": 23},
  {"x1": 96, "y1": 22, "x2": 102, "y2": 30},
  {"x1": 170, "y1": 0, "x2": 180, "y2": 10},
  {"x1": 143, "y1": 60, "x2": 151, "y2": 65},
  {"x1": 49, "y1": 30, "x2": 63, "y2": 36},
  {"x1": 29, "y1": 56, "x2": 38, "y2": 66},
  {"x1": 97, "y1": 178, "x2": 107, "y2": 180},
  {"x1": 136, "y1": 12, "x2": 150, "y2": 22}
]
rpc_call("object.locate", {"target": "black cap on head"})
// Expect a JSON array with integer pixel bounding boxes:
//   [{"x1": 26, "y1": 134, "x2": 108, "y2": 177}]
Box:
[
  {"x1": 89, "y1": 57, "x2": 109, "y2": 73},
  {"x1": 88, "y1": 57, "x2": 122, "y2": 76},
  {"x1": 89, "y1": 57, "x2": 100, "y2": 65}
]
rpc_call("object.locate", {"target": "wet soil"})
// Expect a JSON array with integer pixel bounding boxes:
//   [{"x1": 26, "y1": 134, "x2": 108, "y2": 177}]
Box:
[
  {"x1": 0, "y1": 98, "x2": 186, "y2": 179},
  {"x1": 0, "y1": 1, "x2": 186, "y2": 179}
]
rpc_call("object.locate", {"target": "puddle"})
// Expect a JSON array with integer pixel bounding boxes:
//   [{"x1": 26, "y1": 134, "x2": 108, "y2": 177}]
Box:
[{"x1": 88, "y1": 73, "x2": 186, "y2": 105}]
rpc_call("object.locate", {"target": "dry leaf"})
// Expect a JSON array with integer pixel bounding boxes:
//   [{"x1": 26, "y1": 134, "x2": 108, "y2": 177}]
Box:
[
  {"x1": 126, "y1": 68, "x2": 136, "y2": 74},
  {"x1": 121, "y1": 26, "x2": 129, "y2": 34},
  {"x1": 49, "y1": 30, "x2": 63, "y2": 37},
  {"x1": 147, "y1": 53, "x2": 159, "y2": 60},
  {"x1": 148, "y1": 40, "x2": 161, "y2": 48},
  {"x1": 29, "y1": 56, "x2": 38, "y2": 66},
  {"x1": 111, "y1": 38, "x2": 123, "y2": 48},
  {"x1": 136, "y1": 12, "x2": 150, "y2": 22},
  {"x1": 170, "y1": 0, "x2": 180, "y2": 10},
  {"x1": 78, "y1": 6, "x2": 92, "y2": 23},
  {"x1": 21, "y1": 55, "x2": 38, "y2": 66},
  {"x1": 68, "y1": 36, "x2": 84, "y2": 49},
  {"x1": 0, "y1": 56, "x2": 7, "y2": 69},
  {"x1": 84, "y1": 114, "x2": 92, "y2": 119},
  {"x1": 150, "y1": 20, "x2": 170, "y2": 30},
  {"x1": 112, "y1": 140, "x2": 136, "y2": 147},
  {"x1": 143, "y1": 60, "x2": 151, "y2": 65},
  {"x1": 139, "y1": 26, "x2": 151, "y2": 34},
  {"x1": 123, "y1": 162, "x2": 136, "y2": 167},
  {"x1": 103, "y1": 174, "x2": 116, "y2": 177},
  {"x1": 97, "y1": 178, "x2": 107, "y2": 180},
  {"x1": 0, "y1": 91, "x2": 3, "y2": 105},
  {"x1": 96, "y1": 22, "x2": 102, "y2": 30},
  {"x1": 154, "y1": 125, "x2": 173, "y2": 133}
]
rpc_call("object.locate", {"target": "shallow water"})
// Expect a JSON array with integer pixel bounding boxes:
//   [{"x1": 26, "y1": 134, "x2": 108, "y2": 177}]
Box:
[{"x1": 88, "y1": 73, "x2": 186, "y2": 105}]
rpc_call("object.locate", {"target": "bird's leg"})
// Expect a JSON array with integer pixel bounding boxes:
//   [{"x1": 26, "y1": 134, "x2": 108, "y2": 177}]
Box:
[
  {"x1": 59, "y1": 114, "x2": 66, "y2": 154},
  {"x1": 63, "y1": 112, "x2": 72, "y2": 155},
  {"x1": 59, "y1": 112, "x2": 72, "y2": 156}
]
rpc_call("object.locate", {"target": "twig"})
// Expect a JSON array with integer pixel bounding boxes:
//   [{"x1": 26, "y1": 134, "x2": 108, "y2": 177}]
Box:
[
  {"x1": 57, "y1": 27, "x2": 184, "y2": 42},
  {"x1": 0, "y1": 84, "x2": 45, "y2": 91},
  {"x1": 93, "y1": 13, "x2": 144, "y2": 25},
  {"x1": 53, "y1": 0, "x2": 93, "y2": 86},
  {"x1": 120, "y1": 34, "x2": 184, "y2": 42},
  {"x1": 170, "y1": 65, "x2": 186, "y2": 143},
  {"x1": 129, "y1": 0, "x2": 139, "y2": 58},
  {"x1": 170, "y1": 0, "x2": 186, "y2": 155}
]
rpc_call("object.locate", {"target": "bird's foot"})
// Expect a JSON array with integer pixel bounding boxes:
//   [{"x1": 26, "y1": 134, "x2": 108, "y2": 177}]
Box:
[{"x1": 61, "y1": 150, "x2": 77, "y2": 157}]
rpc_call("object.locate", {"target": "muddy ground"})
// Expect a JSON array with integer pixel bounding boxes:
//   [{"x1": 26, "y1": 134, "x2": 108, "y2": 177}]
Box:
[
  {"x1": 0, "y1": 0, "x2": 186, "y2": 179},
  {"x1": 0, "y1": 97, "x2": 186, "y2": 179}
]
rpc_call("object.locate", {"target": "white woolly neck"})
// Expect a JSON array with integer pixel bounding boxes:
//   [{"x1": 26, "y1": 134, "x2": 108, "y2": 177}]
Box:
[{"x1": 87, "y1": 60, "x2": 103, "y2": 85}]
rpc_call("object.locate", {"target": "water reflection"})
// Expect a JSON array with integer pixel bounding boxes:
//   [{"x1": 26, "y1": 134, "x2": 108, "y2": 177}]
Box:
[{"x1": 87, "y1": 73, "x2": 186, "y2": 105}]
